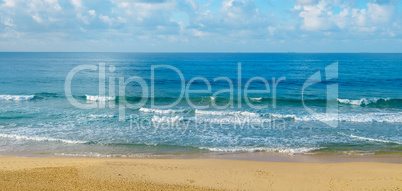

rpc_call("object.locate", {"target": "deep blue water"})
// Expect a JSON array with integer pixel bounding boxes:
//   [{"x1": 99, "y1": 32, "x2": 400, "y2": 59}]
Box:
[{"x1": 0, "y1": 53, "x2": 401, "y2": 157}]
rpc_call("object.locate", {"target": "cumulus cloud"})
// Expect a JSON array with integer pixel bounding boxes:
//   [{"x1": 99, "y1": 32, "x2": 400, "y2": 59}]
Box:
[
  {"x1": 70, "y1": 0, "x2": 82, "y2": 9},
  {"x1": 185, "y1": 0, "x2": 274, "y2": 42},
  {"x1": 294, "y1": 0, "x2": 399, "y2": 36},
  {"x1": 295, "y1": 0, "x2": 334, "y2": 31},
  {"x1": 1, "y1": 0, "x2": 15, "y2": 7},
  {"x1": 88, "y1": 10, "x2": 96, "y2": 16},
  {"x1": 0, "y1": 0, "x2": 400, "y2": 51},
  {"x1": 99, "y1": 14, "x2": 126, "y2": 25}
]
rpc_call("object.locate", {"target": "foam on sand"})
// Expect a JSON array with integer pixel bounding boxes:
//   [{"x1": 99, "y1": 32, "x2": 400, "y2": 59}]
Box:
[
  {"x1": 200, "y1": 146, "x2": 320, "y2": 154},
  {"x1": 53, "y1": 152, "x2": 153, "y2": 158}
]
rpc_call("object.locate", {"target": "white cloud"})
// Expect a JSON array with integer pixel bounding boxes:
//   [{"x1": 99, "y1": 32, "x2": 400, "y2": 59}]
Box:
[
  {"x1": 70, "y1": 0, "x2": 82, "y2": 9},
  {"x1": 0, "y1": 0, "x2": 400, "y2": 51},
  {"x1": 88, "y1": 10, "x2": 96, "y2": 16},
  {"x1": 296, "y1": 0, "x2": 334, "y2": 31},
  {"x1": 185, "y1": 0, "x2": 197, "y2": 9},
  {"x1": 99, "y1": 14, "x2": 126, "y2": 26},
  {"x1": 220, "y1": 0, "x2": 262, "y2": 26},
  {"x1": 1, "y1": 16, "x2": 14, "y2": 26},
  {"x1": 32, "y1": 14, "x2": 42, "y2": 23},
  {"x1": 366, "y1": 3, "x2": 394, "y2": 24},
  {"x1": 67, "y1": 0, "x2": 95, "y2": 24},
  {"x1": 332, "y1": 8, "x2": 349, "y2": 29},
  {"x1": 1, "y1": 0, "x2": 15, "y2": 7},
  {"x1": 44, "y1": 0, "x2": 61, "y2": 11},
  {"x1": 295, "y1": 0, "x2": 398, "y2": 33},
  {"x1": 188, "y1": 0, "x2": 270, "y2": 40},
  {"x1": 296, "y1": 0, "x2": 318, "y2": 5},
  {"x1": 111, "y1": 0, "x2": 176, "y2": 23},
  {"x1": 267, "y1": 26, "x2": 276, "y2": 36},
  {"x1": 192, "y1": 29, "x2": 208, "y2": 37}
]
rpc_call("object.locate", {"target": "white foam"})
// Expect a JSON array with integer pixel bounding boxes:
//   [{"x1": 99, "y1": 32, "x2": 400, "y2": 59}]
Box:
[
  {"x1": 192, "y1": 110, "x2": 401, "y2": 124},
  {"x1": 53, "y1": 152, "x2": 153, "y2": 158},
  {"x1": 192, "y1": 116, "x2": 272, "y2": 124},
  {"x1": 239, "y1": 111, "x2": 260, "y2": 117},
  {"x1": 139, "y1": 108, "x2": 186, "y2": 114},
  {"x1": 277, "y1": 147, "x2": 320, "y2": 154},
  {"x1": 271, "y1": 114, "x2": 297, "y2": 119},
  {"x1": 195, "y1": 110, "x2": 260, "y2": 117},
  {"x1": 200, "y1": 146, "x2": 319, "y2": 153},
  {"x1": 339, "y1": 133, "x2": 401, "y2": 144},
  {"x1": 86, "y1": 95, "x2": 115, "y2": 101},
  {"x1": 0, "y1": 133, "x2": 86, "y2": 144},
  {"x1": 89, "y1": 114, "x2": 116, "y2": 118},
  {"x1": 292, "y1": 113, "x2": 402, "y2": 123},
  {"x1": 250, "y1": 97, "x2": 262, "y2": 101},
  {"x1": 0, "y1": 95, "x2": 35, "y2": 101},
  {"x1": 337, "y1": 98, "x2": 390, "y2": 106},
  {"x1": 151, "y1": 116, "x2": 184, "y2": 123},
  {"x1": 294, "y1": 114, "x2": 340, "y2": 122}
]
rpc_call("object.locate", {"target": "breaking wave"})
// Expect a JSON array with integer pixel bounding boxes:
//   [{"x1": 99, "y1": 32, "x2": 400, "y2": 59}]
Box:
[
  {"x1": 0, "y1": 133, "x2": 86, "y2": 144},
  {"x1": 0, "y1": 95, "x2": 35, "y2": 101},
  {"x1": 338, "y1": 133, "x2": 402, "y2": 144},
  {"x1": 200, "y1": 146, "x2": 320, "y2": 153},
  {"x1": 139, "y1": 108, "x2": 186, "y2": 114},
  {"x1": 337, "y1": 98, "x2": 402, "y2": 107},
  {"x1": 195, "y1": 110, "x2": 259, "y2": 117},
  {"x1": 86, "y1": 95, "x2": 115, "y2": 101}
]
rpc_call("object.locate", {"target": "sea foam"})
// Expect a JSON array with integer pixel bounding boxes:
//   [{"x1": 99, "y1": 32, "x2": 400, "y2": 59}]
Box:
[
  {"x1": 200, "y1": 146, "x2": 320, "y2": 154},
  {"x1": 0, "y1": 95, "x2": 35, "y2": 101},
  {"x1": 338, "y1": 133, "x2": 402, "y2": 144},
  {"x1": 337, "y1": 98, "x2": 390, "y2": 106},
  {"x1": 86, "y1": 95, "x2": 115, "y2": 101},
  {"x1": 139, "y1": 108, "x2": 186, "y2": 114},
  {"x1": 151, "y1": 116, "x2": 184, "y2": 123},
  {"x1": 53, "y1": 152, "x2": 153, "y2": 158},
  {"x1": 0, "y1": 133, "x2": 86, "y2": 144},
  {"x1": 89, "y1": 114, "x2": 117, "y2": 119},
  {"x1": 195, "y1": 110, "x2": 260, "y2": 117},
  {"x1": 285, "y1": 112, "x2": 402, "y2": 123}
]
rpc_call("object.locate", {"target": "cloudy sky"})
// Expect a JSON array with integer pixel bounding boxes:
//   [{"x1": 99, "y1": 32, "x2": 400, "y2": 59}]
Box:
[{"x1": 0, "y1": 0, "x2": 401, "y2": 52}]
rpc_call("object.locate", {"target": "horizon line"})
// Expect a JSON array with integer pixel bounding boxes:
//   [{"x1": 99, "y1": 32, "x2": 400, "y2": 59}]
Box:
[{"x1": 0, "y1": 51, "x2": 401, "y2": 54}]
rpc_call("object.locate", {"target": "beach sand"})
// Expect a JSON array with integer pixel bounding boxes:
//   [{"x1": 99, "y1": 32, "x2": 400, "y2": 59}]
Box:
[{"x1": 0, "y1": 157, "x2": 400, "y2": 190}]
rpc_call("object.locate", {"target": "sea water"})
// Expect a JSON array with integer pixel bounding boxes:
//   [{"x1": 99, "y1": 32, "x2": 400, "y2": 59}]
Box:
[{"x1": 0, "y1": 53, "x2": 401, "y2": 157}]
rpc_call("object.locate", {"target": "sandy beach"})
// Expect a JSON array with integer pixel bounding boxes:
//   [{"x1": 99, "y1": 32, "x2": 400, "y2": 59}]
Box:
[{"x1": 0, "y1": 157, "x2": 400, "y2": 190}]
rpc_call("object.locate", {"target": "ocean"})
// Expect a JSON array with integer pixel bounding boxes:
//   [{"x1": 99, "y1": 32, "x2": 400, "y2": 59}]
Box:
[{"x1": 0, "y1": 53, "x2": 401, "y2": 157}]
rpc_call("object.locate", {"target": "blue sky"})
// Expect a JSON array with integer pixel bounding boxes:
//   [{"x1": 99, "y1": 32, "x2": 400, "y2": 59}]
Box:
[{"x1": 0, "y1": 0, "x2": 401, "y2": 52}]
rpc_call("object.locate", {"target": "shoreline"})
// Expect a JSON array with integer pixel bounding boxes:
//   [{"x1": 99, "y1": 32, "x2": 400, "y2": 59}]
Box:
[
  {"x1": 1, "y1": 151, "x2": 401, "y2": 164},
  {"x1": 0, "y1": 156, "x2": 401, "y2": 190}
]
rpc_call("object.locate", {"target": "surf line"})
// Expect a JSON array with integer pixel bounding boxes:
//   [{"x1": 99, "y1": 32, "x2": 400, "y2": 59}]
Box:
[{"x1": 65, "y1": 62, "x2": 286, "y2": 118}]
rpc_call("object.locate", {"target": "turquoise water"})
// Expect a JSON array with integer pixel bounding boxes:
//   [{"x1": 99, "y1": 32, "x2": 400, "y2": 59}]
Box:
[{"x1": 0, "y1": 53, "x2": 401, "y2": 157}]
